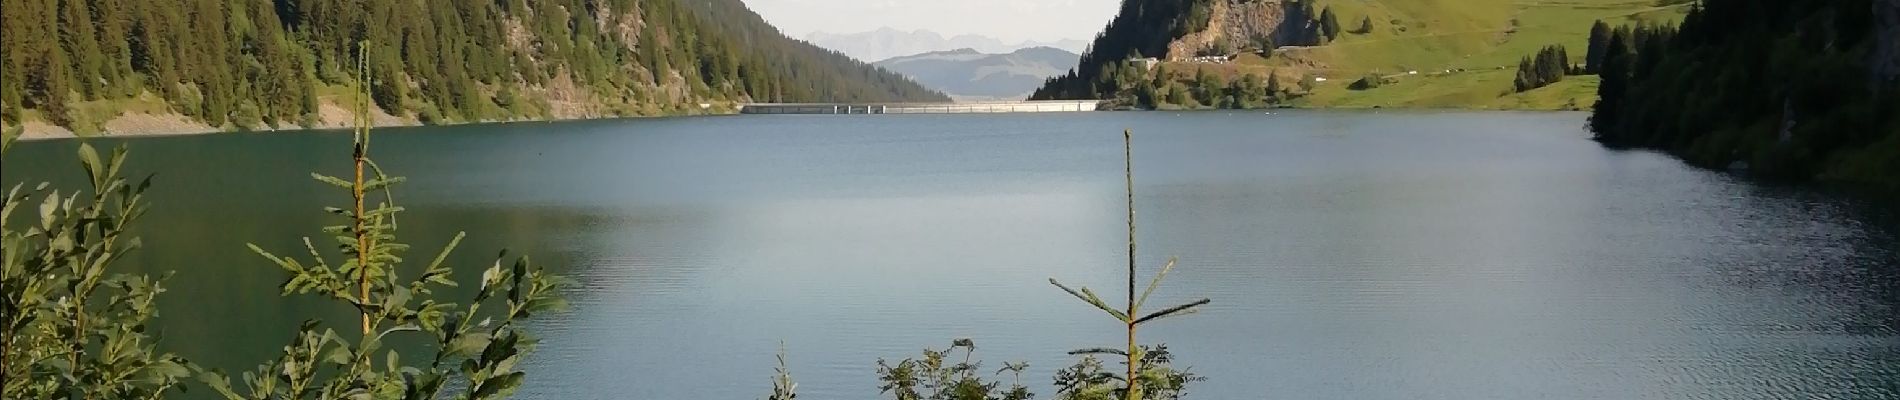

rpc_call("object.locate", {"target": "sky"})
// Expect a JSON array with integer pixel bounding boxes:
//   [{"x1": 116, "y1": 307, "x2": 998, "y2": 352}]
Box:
[{"x1": 739, "y1": 0, "x2": 1119, "y2": 42}]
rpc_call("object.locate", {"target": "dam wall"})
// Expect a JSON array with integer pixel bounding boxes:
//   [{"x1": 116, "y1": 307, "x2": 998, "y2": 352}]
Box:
[{"x1": 741, "y1": 100, "x2": 1099, "y2": 115}]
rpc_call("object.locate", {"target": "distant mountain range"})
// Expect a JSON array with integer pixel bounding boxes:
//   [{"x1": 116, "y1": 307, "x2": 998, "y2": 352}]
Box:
[
  {"x1": 873, "y1": 47, "x2": 1080, "y2": 101},
  {"x1": 805, "y1": 28, "x2": 1088, "y2": 63}
]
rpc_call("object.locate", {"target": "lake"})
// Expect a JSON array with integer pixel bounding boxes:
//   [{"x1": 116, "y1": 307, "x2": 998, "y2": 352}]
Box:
[{"x1": 3, "y1": 111, "x2": 1897, "y2": 399}]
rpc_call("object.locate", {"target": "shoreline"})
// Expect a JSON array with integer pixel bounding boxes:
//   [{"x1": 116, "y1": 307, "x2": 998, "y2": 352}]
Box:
[
  {"x1": 4, "y1": 110, "x2": 736, "y2": 142},
  {"x1": 8, "y1": 104, "x2": 1595, "y2": 143}
]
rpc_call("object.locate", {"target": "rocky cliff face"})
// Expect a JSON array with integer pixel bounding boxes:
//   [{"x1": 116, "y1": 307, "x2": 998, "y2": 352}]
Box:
[
  {"x1": 1164, "y1": 0, "x2": 1319, "y2": 60},
  {"x1": 1875, "y1": 0, "x2": 1900, "y2": 84}
]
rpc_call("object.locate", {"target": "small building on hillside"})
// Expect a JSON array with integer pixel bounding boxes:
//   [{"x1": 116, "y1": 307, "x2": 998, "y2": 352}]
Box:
[{"x1": 1131, "y1": 57, "x2": 1161, "y2": 71}]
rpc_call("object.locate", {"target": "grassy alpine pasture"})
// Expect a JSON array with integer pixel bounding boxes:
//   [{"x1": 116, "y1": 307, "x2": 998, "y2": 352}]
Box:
[
  {"x1": 1291, "y1": 68, "x2": 1601, "y2": 110},
  {"x1": 1257, "y1": 0, "x2": 1688, "y2": 109}
]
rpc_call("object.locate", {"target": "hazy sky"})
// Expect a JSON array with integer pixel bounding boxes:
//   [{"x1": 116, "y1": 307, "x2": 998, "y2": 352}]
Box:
[{"x1": 740, "y1": 0, "x2": 1119, "y2": 42}]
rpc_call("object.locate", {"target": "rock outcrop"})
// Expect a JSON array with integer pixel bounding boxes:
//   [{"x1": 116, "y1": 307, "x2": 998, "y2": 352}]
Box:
[{"x1": 1165, "y1": 0, "x2": 1319, "y2": 60}]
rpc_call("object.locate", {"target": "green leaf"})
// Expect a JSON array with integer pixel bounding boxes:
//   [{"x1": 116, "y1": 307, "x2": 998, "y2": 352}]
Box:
[
  {"x1": 445, "y1": 333, "x2": 493, "y2": 358},
  {"x1": 77, "y1": 143, "x2": 103, "y2": 186},
  {"x1": 39, "y1": 189, "x2": 59, "y2": 230},
  {"x1": 194, "y1": 369, "x2": 246, "y2": 400},
  {"x1": 509, "y1": 256, "x2": 529, "y2": 302},
  {"x1": 480, "y1": 331, "x2": 522, "y2": 366},
  {"x1": 471, "y1": 371, "x2": 525, "y2": 400},
  {"x1": 325, "y1": 346, "x2": 354, "y2": 366},
  {"x1": 479, "y1": 262, "x2": 503, "y2": 295},
  {"x1": 386, "y1": 286, "x2": 413, "y2": 310},
  {"x1": 143, "y1": 359, "x2": 191, "y2": 382},
  {"x1": 417, "y1": 302, "x2": 454, "y2": 332},
  {"x1": 519, "y1": 297, "x2": 567, "y2": 317},
  {"x1": 106, "y1": 145, "x2": 128, "y2": 179}
]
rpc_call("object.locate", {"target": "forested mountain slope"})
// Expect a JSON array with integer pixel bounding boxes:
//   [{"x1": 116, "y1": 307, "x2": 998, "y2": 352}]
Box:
[
  {"x1": 671, "y1": 0, "x2": 948, "y2": 103},
  {"x1": 0, "y1": 0, "x2": 944, "y2": 135},
  {"x1": 1589, "y1": 0, "x2": 1900, "y2": 186}
]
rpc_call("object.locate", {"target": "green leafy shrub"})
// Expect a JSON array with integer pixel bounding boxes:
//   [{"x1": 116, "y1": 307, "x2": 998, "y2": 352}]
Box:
[
  {"x1": 1348, "y1": 74, "x2": 1388, "y2": 90},
  {"x1": 1053, "y1": 345, "x2": 1201, "y2": 400},
  {"x1": 1514, "y1": 45, "x2": 1571, "y2": 92},
  {"x1": 1, "y1": 144, "x2": 193, "y2": 400},
  {"x1": 204, "y1": 51, "x2": 568, "y2": 400},
  {"x1": 3, "y1": 52, "x2": 568, "y2": 400},
  {"x1": 875, "y1": 339, "x2": 1033, "y2": 400}
]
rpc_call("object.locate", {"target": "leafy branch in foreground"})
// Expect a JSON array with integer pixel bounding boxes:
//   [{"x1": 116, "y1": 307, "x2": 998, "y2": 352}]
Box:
[
  {"x1": 876, "y1": 339, "x2": 1033, "y2": 400},
  {"x1": 198, "y1": 44, "x2": 568, "y2": 400},
  {"x1": 1048, "y1": 130, "x2": 1210, "y2": 400},
  {"x1": 1, "y1": 143, "x2": 193, "y2": 399},
  {"x1": 1053, "y1": 345, "x2": 1200, "y2": 400}
]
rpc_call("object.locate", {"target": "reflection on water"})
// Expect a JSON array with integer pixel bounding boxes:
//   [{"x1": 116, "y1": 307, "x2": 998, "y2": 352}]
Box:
[{"x1": 3, "y1": 111, "x2": 1896, "y2": 399}]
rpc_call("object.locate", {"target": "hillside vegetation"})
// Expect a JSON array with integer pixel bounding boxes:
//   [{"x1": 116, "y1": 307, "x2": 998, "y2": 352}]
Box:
[
  {"x1": 0, "y1": 0, "x2": 945, "y2": 136},
  {"x1": 1033, "y1": 0, "x2": 1689, "y2": 110},
  {"x1": 1589, "y1": 0, "x2": 1900, "y2": 186}
]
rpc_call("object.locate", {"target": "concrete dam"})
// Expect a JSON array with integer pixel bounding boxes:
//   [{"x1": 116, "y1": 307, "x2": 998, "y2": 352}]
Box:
[{"x1": 740, "y1": 100, "x2": 1099, "y2": 115}]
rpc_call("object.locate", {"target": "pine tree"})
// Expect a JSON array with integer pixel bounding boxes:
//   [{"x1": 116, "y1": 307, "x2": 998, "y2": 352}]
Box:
[
  {"x1": 1591, "y1": 30, "x2": 1633, "y2": 138},
  {"x1": 0, "y1": 0, "x2": 26, "y2": 123},
  {"x1": 1265, "y1": 71, "x2": 1284, "y2": 100},
  {"x1": 6, "y1": 0, "x2": 62, "y2": 120},
  {"x1": 58, "y1": 0, "x2": 104, "y2": 99},
  {"x1": 1516, "y1": 45, "x2": 1573, "y2": 92},
  {"x1": 1585, "y1": 20, "x2": 1612, "y2": 74},
  {"x1": 37, "y1": 50, "x2": 76, "y2": 128},
  {"x1": 95, "y1": 0, "x2": 137, "y2": 97},
  {"x1": 1319, "y1": 7, "x2": 1343, "y2": 42},
  {"x1": 1102, "y1": 62, "x2": 1125, "y2": 98},
  {"x1": 1165, "y1": 82, "x2": 1191, "y2": 106},
  {"x1": 1515, "y1": 57, "x2": 1538, "y2": 92},
  {"x1": 1193, "y1": 68, "x2": 1222, "y2": 106},
  {"x1": 1238, "y1": 73, "x2": 1263, "y2": 106}
]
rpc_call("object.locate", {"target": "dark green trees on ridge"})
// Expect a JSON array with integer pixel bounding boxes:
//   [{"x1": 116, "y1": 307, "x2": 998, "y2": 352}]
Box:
[
  {"x1": 0, "y1": 0, "x2": 945, "y2": 133},
  {"x1": 1514, "y1": 45, "x2": 1573, "y2": 92},
  {"x1": 1318, "y1": 6, "x2": 1343, "y2": 43},
  {"x1": 1584, "y1": 21, "x2": 1613, "y2": 74},
  {"x1": 1587, "y1": 0, "x2": 1900, "y2": 185},
  {"x1": 1030, "y1": 0, "x2": 1223, "y2": 100}
]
